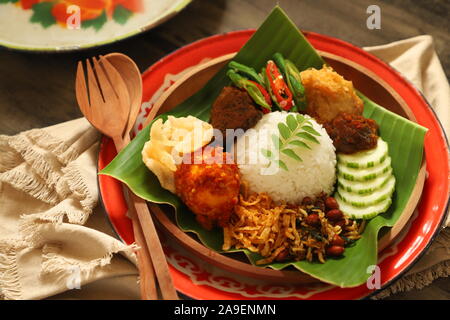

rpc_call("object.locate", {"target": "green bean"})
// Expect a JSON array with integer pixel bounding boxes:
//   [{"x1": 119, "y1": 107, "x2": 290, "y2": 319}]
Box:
[{"x1": 228, "y1": 61, "x2": 263, "y2": 85}]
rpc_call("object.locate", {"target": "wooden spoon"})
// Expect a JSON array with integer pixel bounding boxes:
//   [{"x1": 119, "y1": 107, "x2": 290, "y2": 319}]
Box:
[
  {"x1": 75, "y1": 56, "x2": 178, "y2": 300},
  {"x1": 103, "y1": 53, "x2": 143, "y2": 138},
  {"x1": 101, "y1": 53, "x2": 157, "y2": 300}
]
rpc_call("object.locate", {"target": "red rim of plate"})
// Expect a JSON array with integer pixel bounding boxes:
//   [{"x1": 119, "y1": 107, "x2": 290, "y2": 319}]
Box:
[{"x1": 97, "y1": 29, "x2": 450, "y2": 300}]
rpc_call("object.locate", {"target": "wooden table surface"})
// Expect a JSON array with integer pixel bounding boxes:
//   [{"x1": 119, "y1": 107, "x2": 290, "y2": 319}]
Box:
[{"x1": 1, "y1": 0, "x2": 448, "y2": 300}]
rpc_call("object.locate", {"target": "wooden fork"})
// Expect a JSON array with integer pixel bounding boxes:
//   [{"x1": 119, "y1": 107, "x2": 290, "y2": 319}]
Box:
[{"x1": 75, "y1": 57, "x2": 178, "y2": 300}]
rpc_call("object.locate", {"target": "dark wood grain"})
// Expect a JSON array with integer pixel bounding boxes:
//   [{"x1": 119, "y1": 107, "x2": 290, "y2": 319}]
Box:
[{"x1": 1, "y1": 0, "x2": 448, "y2": 300}]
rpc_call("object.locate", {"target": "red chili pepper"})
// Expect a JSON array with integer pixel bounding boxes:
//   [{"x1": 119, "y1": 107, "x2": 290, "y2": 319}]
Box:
[
  {"x1": 266, "y1": 60, "x2": 293, "y2": 110},
  {"x1": 249, "y1": 80, "x2": 272, "y2": 113}
]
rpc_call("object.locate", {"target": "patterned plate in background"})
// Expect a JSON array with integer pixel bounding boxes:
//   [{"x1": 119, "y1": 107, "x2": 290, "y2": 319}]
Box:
[{"x1": 0, "y1": 0, "x2": 191, "y2": 51}]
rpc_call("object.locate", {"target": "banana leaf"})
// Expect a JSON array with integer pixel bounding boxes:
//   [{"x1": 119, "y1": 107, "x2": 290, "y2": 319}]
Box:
[{"x1": 100, "y1": 6, "x2": 427, "y2": 287}]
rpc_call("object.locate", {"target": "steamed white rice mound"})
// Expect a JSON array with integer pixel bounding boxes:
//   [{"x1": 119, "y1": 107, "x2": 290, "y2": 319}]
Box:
[{"x1": 235, "y1": 111, "x2": 336, "y2": 204}]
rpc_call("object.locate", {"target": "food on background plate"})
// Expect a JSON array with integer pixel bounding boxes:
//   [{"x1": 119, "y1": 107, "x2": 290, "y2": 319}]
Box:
[
  {"x1": 141, "y1": 115, "x2": 213, "y2": 193},
  {"x1": 236, "y1": 111, "x2": 336, "y2": 204},
  {"x1": 174, "y1": 146, "x2": 240, "y2": 230}
]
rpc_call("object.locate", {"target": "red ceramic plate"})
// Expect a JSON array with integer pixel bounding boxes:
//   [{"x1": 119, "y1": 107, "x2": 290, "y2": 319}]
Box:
[{"x1": 97, "y1": 30, "x2": 449, "y2": 300}]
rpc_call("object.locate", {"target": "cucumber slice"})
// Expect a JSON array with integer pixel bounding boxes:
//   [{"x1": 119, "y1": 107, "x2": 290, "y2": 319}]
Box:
[
  {"x1": 337, "y1": 168, "x2": 392, "y2": 195},
  {"x1": 337, "y1": 138, "x2": 388, "y2": 169},
  {"x1": 337, "y1": 157, "x2": 391, "y2": 182},
  {"x1": 337, "y1": 176, "x2": 396, "y2": 207},
  {"x1": 335, "y1": 194, "x2": 393, "y2": 220}
]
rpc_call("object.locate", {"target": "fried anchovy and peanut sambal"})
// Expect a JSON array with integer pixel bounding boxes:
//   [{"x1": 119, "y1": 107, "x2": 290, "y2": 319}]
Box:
[{"x1": 223, "y1": 184, "x2": 362, "y2": 264}]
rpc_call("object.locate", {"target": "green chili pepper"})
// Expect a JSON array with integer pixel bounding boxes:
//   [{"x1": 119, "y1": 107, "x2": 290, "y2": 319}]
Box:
[
  {"x1": 228, "y1": 61, "x2": 264, "y2": 85},
  {"x1": 285, "y1": 60, "x2": 307, "y2": 111},
  {"x1": 285, "y1": 60, "x2": 302, "y2": 83},
  {"x1": 227, "y1": 70, "x2": 271, "y2": 112},
  {"x1": 273, "y1": 53, "x2": 288, "y2": 77}
]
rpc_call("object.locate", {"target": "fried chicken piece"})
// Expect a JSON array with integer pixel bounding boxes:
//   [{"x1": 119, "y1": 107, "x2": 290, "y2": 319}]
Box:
[
  {"x1": 324, "y1": 113, "x2": 379, "y2": 154},
  {"x1": 301, "y1": 65, "x2": 363, "y2": 124},
  {"x1": 210, "y1": 86, "x2": 263, "y2": 135},
  {"x1": 174, "y1": 146, "x2": 240, "y2": 230}
]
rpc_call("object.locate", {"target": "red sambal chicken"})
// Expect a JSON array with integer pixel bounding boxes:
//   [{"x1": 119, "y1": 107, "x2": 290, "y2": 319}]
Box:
[{"x1": 174, "y1": 146, "x2": 241, "y2": 230}]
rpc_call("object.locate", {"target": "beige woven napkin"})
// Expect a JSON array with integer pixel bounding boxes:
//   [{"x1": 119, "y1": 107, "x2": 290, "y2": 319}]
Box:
[
  {"x1": 0, "y1": 35, "x2": 448, "y2": 300},
  {"x1": 364, "y1": 35, "x2": 450, "y2": 298},
  {"x1": 0, "y1": 119, "x2": 138, "y2": 300}
]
